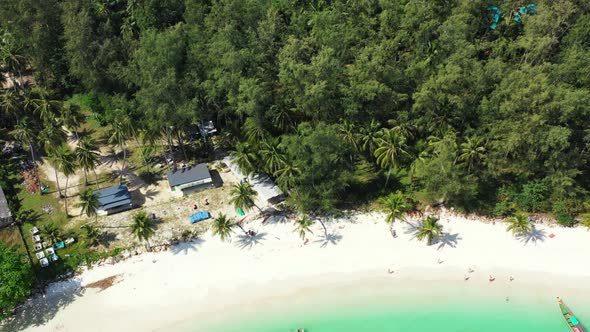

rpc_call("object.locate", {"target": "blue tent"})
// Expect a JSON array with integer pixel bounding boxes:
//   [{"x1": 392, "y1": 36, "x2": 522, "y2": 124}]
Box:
[{"x1": 190, "y1": 211, "x2": 210, "y2": 224}]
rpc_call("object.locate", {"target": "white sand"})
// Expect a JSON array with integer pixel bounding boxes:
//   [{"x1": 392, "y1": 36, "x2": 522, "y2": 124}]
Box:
[{"x1": 4, "y1": 212, "x2": 590, "y2": 332}]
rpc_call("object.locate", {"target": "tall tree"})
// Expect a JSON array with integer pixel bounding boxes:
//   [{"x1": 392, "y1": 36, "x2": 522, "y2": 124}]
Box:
[
  {"x1": 505, "y1": 212, "x2": 532, "y2": 237},
  {"x1": 294, "y1": 215, "x2": 314, "y2": 242},
  {"x1": 47, "y1": 144, "x2": 76, "y2": 215},
  {"x1": 229, "y1": 181, "x2": 261, "y2": 214},
  {"x1": 76, "y1": 188, "x2": 100, "y2": 222},
  {"x1": 108, "y1": 119, "x2": 128, "y2": 183},
  {"x1": 129, "y1": 210, "x2": 156, "y2": 251},
  {"x1": 379, "y1": 191, "x2": 411, "y2": 231},
  {"x1": 0, "y1": 242, "x2": 34, "y2": 321},
  {"x1": 415, "y1": 216, "x2": 443, "y2": 246},
  {"x1": 374, "y1": 128, "x2": 409, "y2": 188},
  {"x1": 76, "y1": 136, "x2": 100, "y2": 187},
  {"x1": 211, "y1": 213, "x2": 234, "y2": 242}
]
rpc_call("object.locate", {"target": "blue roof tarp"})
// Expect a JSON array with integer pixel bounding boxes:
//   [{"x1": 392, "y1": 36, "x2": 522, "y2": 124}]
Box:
[{"x1": 190, "y1": 211, "x2": 210, "y2": 224}]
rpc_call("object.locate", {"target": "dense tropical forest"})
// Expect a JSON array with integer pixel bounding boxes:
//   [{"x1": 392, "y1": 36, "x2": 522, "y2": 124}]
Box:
[{"x1": 2, "y1": 0, "x2": 590, "y2": 227}]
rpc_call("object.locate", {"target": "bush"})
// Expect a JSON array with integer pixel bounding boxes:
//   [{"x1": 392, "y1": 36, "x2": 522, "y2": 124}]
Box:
[
  {"x1": 553, "y1": 201, "x2": 576, "y2": 227},
  {"x1": 516, "y1": 180, "x2": 549, "y2": 212}
]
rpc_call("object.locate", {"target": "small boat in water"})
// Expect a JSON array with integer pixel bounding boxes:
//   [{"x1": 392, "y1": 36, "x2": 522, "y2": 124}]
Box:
[{"x1": 557, "y1": 297, "x2": 587, "y2": 332}]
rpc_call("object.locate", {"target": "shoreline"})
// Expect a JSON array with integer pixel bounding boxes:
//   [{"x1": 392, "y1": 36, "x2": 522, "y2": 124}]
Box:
[{"x1": 3, "y1": 211, "x2": 590, "y2": 331}]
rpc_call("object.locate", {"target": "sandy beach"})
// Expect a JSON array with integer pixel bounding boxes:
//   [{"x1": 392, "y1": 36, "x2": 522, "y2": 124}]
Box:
[{"x1": 3, "y1": 211, "x2": 590, "y2": 332}]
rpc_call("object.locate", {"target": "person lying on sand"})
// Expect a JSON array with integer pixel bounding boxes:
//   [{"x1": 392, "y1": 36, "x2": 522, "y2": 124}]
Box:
[
  {"x1": 464, "y1": 276, "x2": 470, "y2": 281},
  {"x1": 489, "y1": 275, "x2": 495, "y2": 282},
  {"x1": 468, "y1": 268, "x2": 475, "y2": 273},
  {"x1": 388, "y1": 269, "x2": 395, "y2": 274},
  {"x1": 509, "y1": 276, "x2": 514, "y2": 281}
]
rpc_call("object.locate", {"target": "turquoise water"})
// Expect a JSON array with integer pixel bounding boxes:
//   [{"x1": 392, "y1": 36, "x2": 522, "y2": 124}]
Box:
[{"x1": 172, "y1": 278, "x2": 590, "y2": 332}]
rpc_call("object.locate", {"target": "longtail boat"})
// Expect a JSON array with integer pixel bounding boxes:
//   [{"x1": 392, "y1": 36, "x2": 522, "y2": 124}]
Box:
[{"x1": 558, "y1": 297, "x2": 586, "y2": 332}]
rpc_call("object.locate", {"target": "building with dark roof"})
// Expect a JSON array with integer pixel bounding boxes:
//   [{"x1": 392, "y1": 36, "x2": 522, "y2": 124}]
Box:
[
  {"x1": 166, "y1": 163, "x2": 214, "y2": 196},
  {"x1": 96, "y1": 184, "x2": 133, "y2": 216},
  {"x1": 0, "y1": 185, "x2": 12, "y2": 228}
]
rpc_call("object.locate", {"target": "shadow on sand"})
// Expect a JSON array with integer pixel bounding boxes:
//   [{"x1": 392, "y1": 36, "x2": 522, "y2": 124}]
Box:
[
  {"x1": 235, "y1": 232, "x2": 267, "y2": 250},
  {"x1": 517, "y1": 226, "x2": 546, "y2": 245},
  {"x1": 170, "y1": 238, "x2": 205, "y2": 255},
  {"x1": 316, "y1": 232, "x2": 343, "y2": 248},
  {"x1": 1, "y1": 280, "x2": 84, "y2": 331},
  {"x1": 437, "y1": 232, "x2": 462, "y2": 250}
]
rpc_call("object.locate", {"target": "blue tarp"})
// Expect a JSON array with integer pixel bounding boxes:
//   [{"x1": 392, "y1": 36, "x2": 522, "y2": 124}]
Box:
[{"x1": 190, "y1": 211, "x2": 210, "y2": 224}]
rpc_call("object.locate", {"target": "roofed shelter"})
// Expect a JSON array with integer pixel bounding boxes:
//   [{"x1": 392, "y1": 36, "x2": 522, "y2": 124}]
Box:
[
  {"x1": 167, "y1": 163, "x2": 214, "y2": 196},
  {"x1": 96, "y1": 184, "x2": 133, "y2": 216},
  {"x1": 0, "y1": 185, "x2": 12, "y2": 229}
]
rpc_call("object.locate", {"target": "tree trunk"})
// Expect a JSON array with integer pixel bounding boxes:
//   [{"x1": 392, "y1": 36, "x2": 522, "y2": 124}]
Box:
[
  {"x1": 119, "y1": 144, "x2": 126, "y2": 183},
  {"x1": 83, "y1": 168, "x2": 88, "y2": 185},
  {"x1": 167, "y1": 131, "x2": 177, "y2": 171},
  {"x1": 145, "y1": 238, "x2": 151, "y2": 252},
  {"x1": 317, "y1": 217, "x2": 328, "y2": 237},
  {"x1": 29, "y1": 144, "x2": 41, "y2": 192},
  {"x1": 384, "y1": 165, "x2": 392, "y2": 189},
  {"x1": 64, "y1": 176, "x2": 69, "y2": 216},
  {"x1": 176, "y1": 130, "x2": 188, "y2": 161},
  {"x1": 54, "y1": 169, "x2": 62, "y2": 198},
  {"x1": 134, "y1": 135, "x2": 150, "y2": 174},
  {"x1": 236, "y1": 223, "x2": 249, "y2": 236},
  {"x1": 94, "y1": 169, "x2": 100, "y2": 189}
]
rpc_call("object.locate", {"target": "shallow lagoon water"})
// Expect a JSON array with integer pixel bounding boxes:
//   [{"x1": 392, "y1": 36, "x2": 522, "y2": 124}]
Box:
[{"x1": 173, "y1": 275, "x2": 590, "y2": 332}]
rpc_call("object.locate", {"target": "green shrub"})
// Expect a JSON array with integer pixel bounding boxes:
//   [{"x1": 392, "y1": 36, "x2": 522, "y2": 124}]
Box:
[
  {"x1": 553, "y1": 201, "x2": 576, "y2": 227},
  {"x1": 516, "y1": 180, "x2": 549, "y2": 212}
]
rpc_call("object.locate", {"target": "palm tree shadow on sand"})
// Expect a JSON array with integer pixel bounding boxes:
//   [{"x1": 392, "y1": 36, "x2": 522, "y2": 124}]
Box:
[
  {"x1": 315, "y1": 232, "x2": 343, "y2": 248},
  {"x1": 437, "y1": 232, "x2": 462, "y2": 250},
  {"x1": 1, "y1": 280, "x2": 84, "y2": 331},
  {"x1": 516, "y1": 226, "x2": 546, "y2": 245},
  {"x1": 170, "y1": 238, "x2": 205, "y2": 255},
  {"x1": 235, "y1": 232, "x2": 267, "y2": 250}
]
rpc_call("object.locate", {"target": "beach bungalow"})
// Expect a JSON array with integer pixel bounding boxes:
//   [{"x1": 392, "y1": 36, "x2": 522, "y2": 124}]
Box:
[
  {"x1": 96, "y1": 184, "x2": 133, "y2": 216},
  {"x1": 222, "y1": 156, "x2": 284, "y2": 204},
  {"x1": 166, "y1": 163, "x2": 214, "y2": 196},
  {"x1": 0, "y1": 185, "x2": 12, "y2": 229}
]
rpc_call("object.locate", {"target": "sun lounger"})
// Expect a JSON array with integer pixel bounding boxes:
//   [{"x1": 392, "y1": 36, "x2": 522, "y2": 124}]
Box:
[
  {"x1": 30, "y1": 227, "x2": 39, "y2": 235},
  {"x1": 33, "y1": 235, "x2": 41, "y2": 242},
  {"x1": 53, "y1": 241, "x2": 65, "y2": 249},
  {"x1": 65, "y1": 237, "x2": 75, "y2": 245},
  {"x1": 34, "y1": 243, "x2": 42, "y2": 251},
  {"x1": 49, "y1": 254, "x2": 59, "y2": 262},
  {"x1": 36, "y1": 251, "x2": 45, "y2": 259},
  {"x1": 46, "y1": 247, "x2": 55, "y2": 255}
]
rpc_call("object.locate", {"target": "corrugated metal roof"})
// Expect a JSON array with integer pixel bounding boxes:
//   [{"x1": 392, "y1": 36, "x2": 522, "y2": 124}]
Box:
[
  {"x1": 97, "y1": 184, "x2": 131, "y2": 208},
  {"x1": 167, "y1": 163, "x2": 212, "y2": 187},
  {"x1": 0, "y1": 185, "x2": 11, "y2": 220}
]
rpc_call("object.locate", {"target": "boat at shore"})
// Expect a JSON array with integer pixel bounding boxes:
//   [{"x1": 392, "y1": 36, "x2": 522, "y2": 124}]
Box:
[{"x1": 558, "y1": 297, "x2": 587, "y2": 332}]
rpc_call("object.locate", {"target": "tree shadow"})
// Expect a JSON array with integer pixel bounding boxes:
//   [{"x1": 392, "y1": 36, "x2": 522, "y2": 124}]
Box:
[
  {"x1": 170, "y1": 238, "x2": 205, "y2": 255},
  {"x1": 316, "y1": 232, "x2": 343, "y2": 248},
  {"x1": 437, "y1": 232, "x2": 462, "y2": 251},
  {"x1": 235, "y1": 232, "x2": 267, "y2": 250},
  {"x1": 100, "y1": 231, "x2": 118, "y2": 247},
  {"x1": 77, "y1": 128, "x2": 96, "y2": 140},
  {"x1": 1, "y1": 279, "x2": 84, "y2": 331},
  {"x1": 517, "y1": 226, "x2": 546, "y2": 245}
]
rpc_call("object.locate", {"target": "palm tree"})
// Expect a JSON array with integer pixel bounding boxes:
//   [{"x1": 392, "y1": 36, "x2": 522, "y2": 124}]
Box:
[
  {"x1": 13, "y1": 118, "x2": 40, "y2": 188},
  {"x1": 337, "y1": 120, "x2": 360, "y2": 153},
  {"x1": 39, "y1": 124, "x2": 67, "y2": 154},
  {"x1": 243, "y1": 117, "x2": 268, "y2": 143},
  {"x1": 229, "y1": 181, "x2": 261, "y2": 214},
  {"x1": 82, "y1": 225, "x2": 102, "y2": 247},
  {"x1": 259, "y1": 137, "x2": 286, "y2": 175},
  {"x1": 374, "y1": 128, "x2": 409, "y2": 187},
  {"x1": 230, "y1": 142, "x2": 258, "y2": 175},
  {"x1": 76, "y1": 137, "x2": 100, "y2": 186},
  {"x1": 274, "y1": 157, "x2": 300, "y2": 191},
  {"x1": 458, "y1": 135, "x2": 486, "y2": 174},
  {"x1": 77, "y1": 188, "x2": 100, "y2": 222},
  {"x1": 60, "y1": 103, "x2": 85, "y2": 140},
  {"x1": 379, "y1": 191, "x2": 411, "y2": 231},
  {"x1": 415, "y1": 216, "x2": 443, "y2": 246},
  {"x1": 359, "y1": 119, "x2": 381, "y2": 156},
  {"x1": 47, "y1": 144, "x2": 77, "y2": 216},
  {"x1": 41, "y1": 223, "x2": 62, "y2": 243},
  {"x1": 505, "y1": 212, "x2": 532, "y2": 237},
  {"x1": 211, "y1": 213, "x2": 234, "y2": 242},
  {"x1": 0, "y1": 89, "x2": 22, "y2": 122},
  {"x1": 108, "y1": 119, "x2": 128, "y2": 183},
  {"x1": 129, "y1": 210, "x2": 156, "y2": 251},
  {"x1": 32, "y1": 89, "x2": 62, "y2": 124},
  {"x1": 294, "y1": 215, "x2": 314, "y2": 241}
]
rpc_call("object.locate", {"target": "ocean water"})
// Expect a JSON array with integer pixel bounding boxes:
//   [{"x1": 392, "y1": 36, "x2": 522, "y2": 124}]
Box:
[{"x1": 172, "y1": 277, "x2": 590, "y2": 332}]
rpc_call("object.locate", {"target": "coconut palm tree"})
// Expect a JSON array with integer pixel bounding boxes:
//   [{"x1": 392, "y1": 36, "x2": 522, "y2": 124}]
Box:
[
  {"x1": 415, "y1": 216, "x2": 443, "y2": 246},
  {"x1": 274, "y1": 157, "x2": 300, "y2": 191},
  {"x1": 48, "y1": 144, "x2": 77, "y2": 215},
  {"x1": 258, "y1": 137, "x2": 286, "y2": 175},
  {"x1": 359, "y1": 119, "x2": 381, "y2": 156},
  {"x1": 229, "y1": 181, "x2": 261, "y2": 214},
  {"x1": 60, "y1": 103, "x2": 85, "y2": 140},
  {"x1": 458, "y1": 135, "x2": 486, "y2": 174},
  {"x1": 77, "y1": 188, "x2": 100, "y2": 222},
  {"x1": 294, "y1": 215, "x2": 314, "y2": 241},
  {"x1": 0, "y1": 89, "x2": 22, "y2": 122},
  {"x1": 76, "y1": 137, "x2": 100, "y2": 186},
  {"x1": 243, "y1": 117, "x2": 268, "y2": 143},
  {"x1": 338, "y1": 120, "x2": 360, "y2": 153},
  {"x1": 129, "y1": 211, "x2": 156, "y2": 251},
  {"x1": 230, "y1": 142, "x2": 258, "y2": 175},
  {"x1": 32, "y1": 89, "x2": 62, "y2": 124},
  {"x1": 41, "y1": 223, "x2": 62, "y2": 243},
  {"x1": 379, "y1": 191, "x2": 411, "y2": 231},
  {"x1": 12, "y1": 118, "x2": 39, "y2": 188},
  {"x1": 374, "y1": 128, "x2": 409, "y2": 188},
  {"x1": 82, "y1": 225, "x2": 102, "y2": 247},
  {"x1": 505, "y1": 212, "x2": 532, "y2": 237},
  {"x1": 39, "y1": 124, "x2": 67, "y2": 155},
  {"x1": 211, "y1": 213, "x2": 234, "y2": 242},
  {"x1": 108, "y1": 119, "x2": 128, "y2": 183}
]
